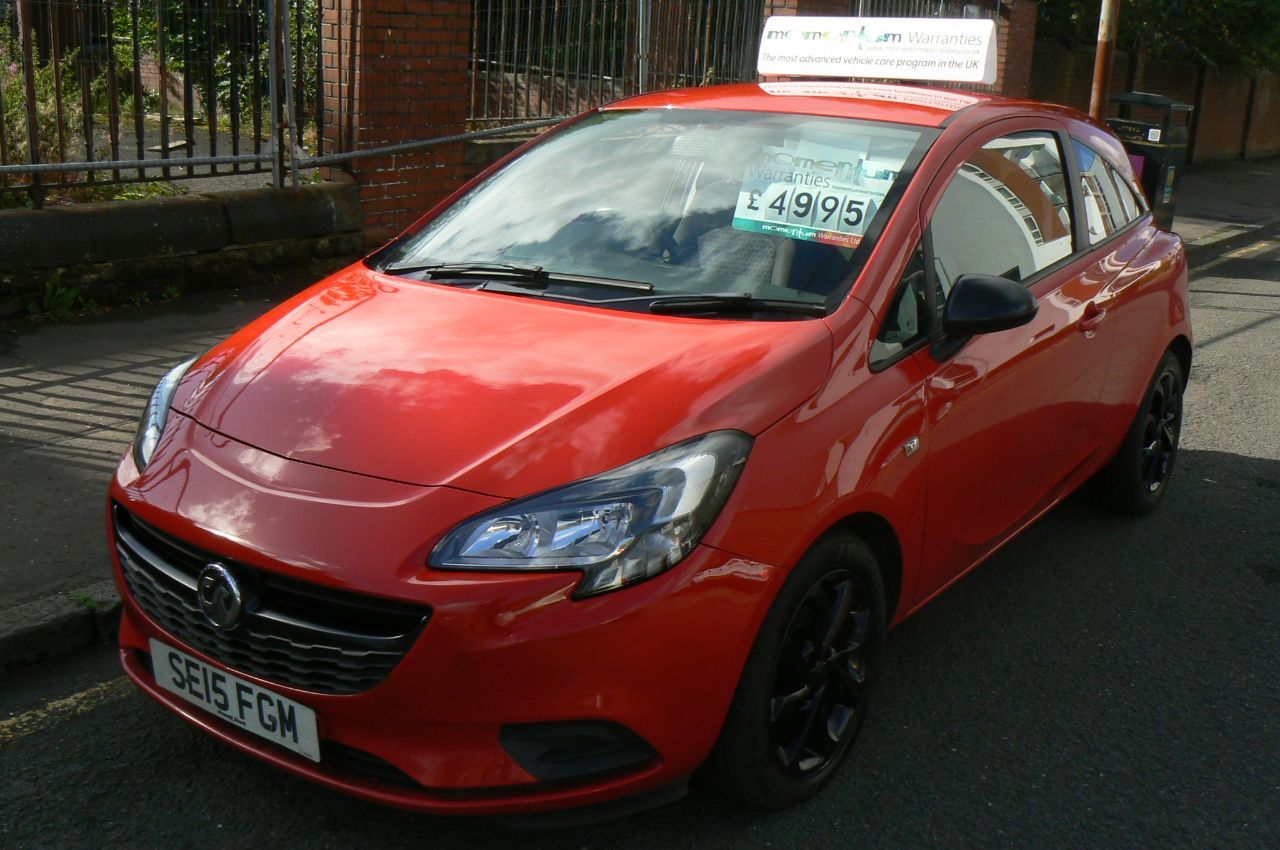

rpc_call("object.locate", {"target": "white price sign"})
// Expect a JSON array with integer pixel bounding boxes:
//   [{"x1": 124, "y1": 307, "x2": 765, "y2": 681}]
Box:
[
  {"x1": 732, "y1": 142, "x2": 899, "y2": 249},
  {"x1": 734, "y1": 183, "x2": 880, "y2": 248}
]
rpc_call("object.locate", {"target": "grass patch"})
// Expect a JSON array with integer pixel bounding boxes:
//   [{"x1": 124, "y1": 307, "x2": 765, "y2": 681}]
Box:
[{"x1": 68, "y1": 591, "x2": 98, "y2": 611}]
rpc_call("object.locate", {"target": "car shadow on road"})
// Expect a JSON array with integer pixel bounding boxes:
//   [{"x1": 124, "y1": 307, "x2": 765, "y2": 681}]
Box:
[
  {"x1": 203, "y1": 449, "x2": 1275, "y2": 848},
  {"x1": 6, "y1": 451, "x2": 1274, "y2": 849}
]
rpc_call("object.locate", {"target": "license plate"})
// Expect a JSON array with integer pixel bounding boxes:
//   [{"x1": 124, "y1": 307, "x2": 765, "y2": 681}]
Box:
[{"x1": 149, "y1": 638, "x2": 320, "y2": 762}]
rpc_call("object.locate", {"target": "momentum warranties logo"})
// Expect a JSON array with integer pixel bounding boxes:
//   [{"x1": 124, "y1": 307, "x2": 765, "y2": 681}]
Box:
[{"x1": 766, "y1": 25, "x2": 905, "y2": 44}]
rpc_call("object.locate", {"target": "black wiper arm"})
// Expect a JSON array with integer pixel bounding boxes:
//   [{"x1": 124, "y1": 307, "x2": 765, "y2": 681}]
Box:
[
  {"x1": 536, "y1": 271, "x2": 653, "y2": 292},
  {"x1": 381, "y1": 261, "x2": 653, "y2": 293},
  {"x1": 648, "y1": 293, "x2": 827, "y2": 317},
  {"x1": 380, "y1": 261, "x2": 545, "y2": 278}
]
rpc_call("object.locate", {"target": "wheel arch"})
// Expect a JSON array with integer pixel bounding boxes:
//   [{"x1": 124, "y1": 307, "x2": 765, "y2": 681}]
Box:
[
  {"x1": 1169, "y1": 334, "x2": 1192, "y2": 382},
  {"x1": 830, "y1": 512, "x2": 905, "y2": 624}
]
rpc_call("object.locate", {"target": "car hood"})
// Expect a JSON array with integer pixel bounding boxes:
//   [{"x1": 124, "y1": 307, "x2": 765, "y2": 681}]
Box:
[{"x1": 173, "y1": 265, "x2": 833, "y2": 498}]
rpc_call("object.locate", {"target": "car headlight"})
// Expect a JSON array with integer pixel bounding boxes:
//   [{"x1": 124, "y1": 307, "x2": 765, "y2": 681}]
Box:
[
  {"x1": 133, "y1": 357, "x2": 197, "y2": 470},
  {"x1": 430, "y1": 431, "x2": 752, "y2": 597}
]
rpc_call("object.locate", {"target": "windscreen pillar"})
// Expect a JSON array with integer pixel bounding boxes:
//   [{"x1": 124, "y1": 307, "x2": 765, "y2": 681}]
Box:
[{"x1": 320, "y1": 0, "x2": 474, "y2": 242}]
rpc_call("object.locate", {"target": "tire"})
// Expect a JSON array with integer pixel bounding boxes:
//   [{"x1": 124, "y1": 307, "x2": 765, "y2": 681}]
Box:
[
  {"x1": 705, "y1": 532, "x2": 885, "y2": 810},
  {"x1": 1094, "y1": 350, "x2": 1185, "y2": 515}
]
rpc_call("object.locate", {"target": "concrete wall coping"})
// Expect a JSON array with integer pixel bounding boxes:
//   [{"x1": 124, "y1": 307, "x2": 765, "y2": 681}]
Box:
[{"x1": 0, "y1": 182, "x2": 361, "y2": 275}]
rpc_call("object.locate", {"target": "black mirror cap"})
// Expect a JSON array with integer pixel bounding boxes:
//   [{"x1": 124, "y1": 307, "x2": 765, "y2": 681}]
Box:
[{"x1": 942, "y1": 273, "x2": 1039, "y2": 338}]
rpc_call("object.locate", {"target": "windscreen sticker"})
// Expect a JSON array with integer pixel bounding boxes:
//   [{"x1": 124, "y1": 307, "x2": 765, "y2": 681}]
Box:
[{"x1": 732, "y1": 141, "x2": 899, "y2": 248}]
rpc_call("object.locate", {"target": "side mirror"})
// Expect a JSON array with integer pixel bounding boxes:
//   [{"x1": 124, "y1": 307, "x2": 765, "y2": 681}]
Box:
[{"x1": 942, "y1": 274, "x2": 1038, "y2": 338}]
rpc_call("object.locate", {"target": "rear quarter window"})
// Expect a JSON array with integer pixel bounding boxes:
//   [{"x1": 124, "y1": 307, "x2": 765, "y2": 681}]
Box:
[{"x1": 1073, "y1": 138, "x2": 1145, "y2": 244}]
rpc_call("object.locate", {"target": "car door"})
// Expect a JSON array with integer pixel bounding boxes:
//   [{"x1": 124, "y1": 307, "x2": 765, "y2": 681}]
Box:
[
  {"x1": 908, "y1": 120, "x2": 1114, "y2": 602},
  {"x1": 1067, "y1": 134, "x2": 1171, "y2": 437}
]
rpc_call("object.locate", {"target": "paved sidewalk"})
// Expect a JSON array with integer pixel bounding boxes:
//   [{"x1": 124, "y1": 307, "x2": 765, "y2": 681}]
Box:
[
  {"x1": 2, "y1": 156, "x2": 1279, "y2": 668},
  {"x1": 0, "y1": 284, "x2": 302, "y2": 665},
  {"x1": 1173, "y1": 158, "x2": 1280, "y2": 248}
]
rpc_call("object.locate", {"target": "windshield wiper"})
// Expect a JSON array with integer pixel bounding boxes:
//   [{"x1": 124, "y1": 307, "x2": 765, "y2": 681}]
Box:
[
  {"x1": 647, "y1": 293, "x2": 827, "y2": 317},
  {"x1": 380, "y1": 261, "x2": 653, "y2": 292},
  {"x1": 379, "y1": 260, "x2": 544, "y2": 277}
]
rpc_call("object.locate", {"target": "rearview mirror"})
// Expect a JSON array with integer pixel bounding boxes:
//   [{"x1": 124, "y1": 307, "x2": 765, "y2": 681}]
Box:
[{"x1": 942, "y1": 274, "x2": 1038, "y2": 338}]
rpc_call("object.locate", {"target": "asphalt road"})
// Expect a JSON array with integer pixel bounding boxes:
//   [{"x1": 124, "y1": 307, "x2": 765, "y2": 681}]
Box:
[{"x1": 2, "y1": 238, "x2": 1278, "y2": 848}]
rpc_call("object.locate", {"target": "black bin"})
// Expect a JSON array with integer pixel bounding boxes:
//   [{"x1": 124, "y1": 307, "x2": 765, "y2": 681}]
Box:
[{"x1": 1106, "y1": 92, "x2": 1194, "y2": 229}]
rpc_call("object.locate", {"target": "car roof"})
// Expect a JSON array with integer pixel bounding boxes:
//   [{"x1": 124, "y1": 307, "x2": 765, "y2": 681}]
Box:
[{"x1": 605, "y1": 81, "x2": 1006, "y2": 128}]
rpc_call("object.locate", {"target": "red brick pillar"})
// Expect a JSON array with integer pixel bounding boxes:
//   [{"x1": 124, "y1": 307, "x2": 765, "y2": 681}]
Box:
[
  {"x1": 762, "y1": 0, "x2": 797, "y2": 15},
  {"x1": 797, "y1": 0, "x2": 851, "y2": 13},
  {"x1": 320, "y1": 0, "x2": 474, "y2": 242},
  {"x1": 762, "y1": 1, "x2": 846, "y2": 16},
  {"x1": 994, "y1": 0, "x2": 1038, "y2": 97}
]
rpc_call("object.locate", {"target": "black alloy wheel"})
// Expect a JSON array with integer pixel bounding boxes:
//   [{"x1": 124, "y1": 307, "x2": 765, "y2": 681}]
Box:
[
  {"x1": 1095, "y1": 349, "x2": 1186, "y2": 515},
  {"x1": 705, "y1": 532, "x2": 885, "y2": 809},
  {"x1": 768, "y1": 570, "x2": 873, "y2": 777},
  {"x1": 1140, "y1": 367, "x2": 1183, "y2": 495}
]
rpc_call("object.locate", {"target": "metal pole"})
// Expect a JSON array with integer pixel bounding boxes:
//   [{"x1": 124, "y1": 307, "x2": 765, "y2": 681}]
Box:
[
  {"x1": 280, "y1": 0, "x2": 302, "y2": 189},
  {"x1": 15, "y1": 0, "x2": 43, "y2": 207},
  {"x1": 0, "y1": 153, "x2": 272, "y2": 176},
  {"x1": 267, "y1": 0, "x2": 283, "y2": 188},
  {"x1": 636, "y1": 0, "x2": 651, "y2": 93},
  {"x1": 1089, "y1": 0, "x2": 1121, "y2": 121}
]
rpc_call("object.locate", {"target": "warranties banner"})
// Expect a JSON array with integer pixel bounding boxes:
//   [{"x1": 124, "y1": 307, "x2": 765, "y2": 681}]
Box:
[{"x1": 757, "y1": 17, "x2": 998, "y2": 85}]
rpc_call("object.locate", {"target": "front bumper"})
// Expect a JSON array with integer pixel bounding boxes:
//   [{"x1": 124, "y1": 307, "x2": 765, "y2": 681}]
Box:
[{"x1": 111, "y1": 415, "x2": 781, "y2": 815}]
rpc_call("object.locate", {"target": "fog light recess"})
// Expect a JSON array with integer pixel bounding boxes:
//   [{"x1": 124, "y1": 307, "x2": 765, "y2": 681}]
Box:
[{"x1": 499, "y1": 721, "x2": 658, "y2": 784}]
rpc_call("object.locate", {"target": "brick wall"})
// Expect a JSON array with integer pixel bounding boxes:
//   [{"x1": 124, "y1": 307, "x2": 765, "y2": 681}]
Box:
[
  {"x1": 1194, "y1": 69, "x2": 1253, "y2": 160},
  {"x1": 1031, "y1": 42, "x2": 1135, "y2": 113},
  {"x1": 138, "y1": 53, "x2": 201, "y2": 116},
  {"x1": 1030, "y1": 42, "x2": 1280, "y2": 163},
  {"x1": 320, "y1": 0, "x2": 474, "y2": 240},
  {"x1": 997, "y1": 0, "x2": 1037, "y2": 97},
  {"x1": 1247, "y1": 75, "x2": 1280, "y2": 157}
]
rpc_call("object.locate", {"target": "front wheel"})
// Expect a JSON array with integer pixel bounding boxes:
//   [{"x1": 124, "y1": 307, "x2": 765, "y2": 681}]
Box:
[
  {"x1": 705, "y1": 532, "x2": 885, "y2": 809},
  {"x1": 1095, "y1": 349, "x2": 1185, "y2": 515}
]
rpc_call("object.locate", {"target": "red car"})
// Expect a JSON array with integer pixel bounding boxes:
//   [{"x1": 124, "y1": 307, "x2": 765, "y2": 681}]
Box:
[{"x1": 110, "y1": 81, "x2": 1190, "y2": 818}]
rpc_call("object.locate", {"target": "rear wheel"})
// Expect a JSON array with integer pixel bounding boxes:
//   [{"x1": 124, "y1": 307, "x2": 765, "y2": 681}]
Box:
[
  {"x1": 706, "y1": 532, "x2": 884, "y2": 809},
  {"x1": 1095, "y1": 350, "x2": 1185, "y2": 515}
]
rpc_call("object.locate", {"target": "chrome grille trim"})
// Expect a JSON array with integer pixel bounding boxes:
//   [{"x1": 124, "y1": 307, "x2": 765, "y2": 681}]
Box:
[{"x1": 114, "y1": 504, "x2": 430, "y2": 695}]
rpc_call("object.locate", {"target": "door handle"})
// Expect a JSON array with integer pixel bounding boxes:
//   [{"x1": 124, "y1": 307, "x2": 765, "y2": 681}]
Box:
[
  {"x1": 927, "y1": 363, "x2": 981, "y2": 393},
  {"x1": 1079, "y1": 302, "x2": 1107, "y2": 333}
]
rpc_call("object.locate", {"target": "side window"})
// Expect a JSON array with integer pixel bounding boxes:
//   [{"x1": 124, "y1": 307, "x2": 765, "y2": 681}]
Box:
[
  {"x1": 870, "y1": 243, "x2": 932, "y2": 367},
  {"x1": 1106, "y1": 163, "x2": 1143, "y2": 221},
  {"x1": 1073, "y1": 138, "x2": 1143, "y2": 244},
  {"x1": 930, "y1": 132, "x2": 1073, "y2": 292}
]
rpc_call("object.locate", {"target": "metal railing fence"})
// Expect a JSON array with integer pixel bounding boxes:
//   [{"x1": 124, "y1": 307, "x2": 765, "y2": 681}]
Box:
[
  {"x1": 469, "y1": 0, "x2": 765, "y2": 128},
  {"x1": 0, "y1": 0, "x2": 320, "y2": 206},
  {"x1": 468, "y1": 1, "x2": 997, "y2": 128},
  {"x1": 1, "y1": 0, "x2": 1004, "y2": 208},
  {"x1": 853, "y1": 1, "x2": 973, "y2": 16}
]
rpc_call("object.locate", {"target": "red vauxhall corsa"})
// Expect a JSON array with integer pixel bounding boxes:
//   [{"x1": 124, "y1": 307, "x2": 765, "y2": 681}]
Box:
[{"x1": 109, "y1": 81, "x2": 1191, "y2": 817}]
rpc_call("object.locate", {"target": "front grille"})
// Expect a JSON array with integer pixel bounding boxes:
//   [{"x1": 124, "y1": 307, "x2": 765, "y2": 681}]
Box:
[{"x1": 114, "y1": 504, "x2": 430, "y2": 695}]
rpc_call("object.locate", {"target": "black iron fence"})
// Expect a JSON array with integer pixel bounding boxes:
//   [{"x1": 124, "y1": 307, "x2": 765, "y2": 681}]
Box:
[
  {"x1": 1, "y1": 0, "x2": 1000, "y2": 207},
  {"x1": 0, "y1": 0, "x2": 319, "y2": 206}
]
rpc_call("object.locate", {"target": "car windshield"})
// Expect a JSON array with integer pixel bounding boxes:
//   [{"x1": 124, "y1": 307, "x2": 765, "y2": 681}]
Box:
[{"x1": 374, "y1": 108, "x2": 930, "y2": 313}]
